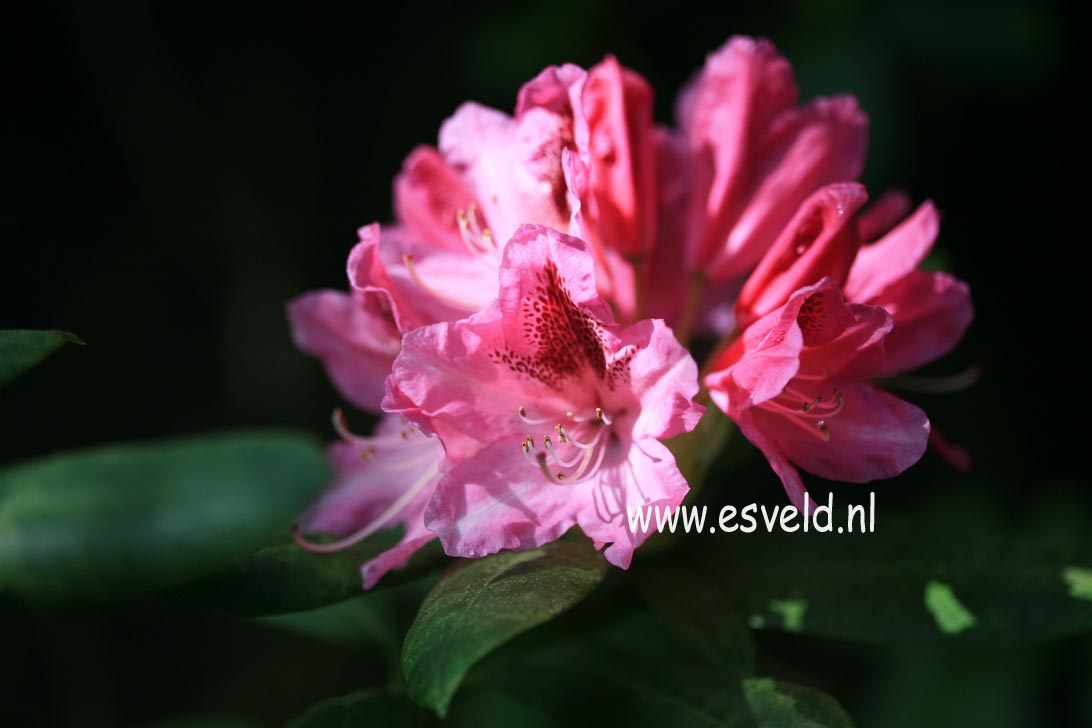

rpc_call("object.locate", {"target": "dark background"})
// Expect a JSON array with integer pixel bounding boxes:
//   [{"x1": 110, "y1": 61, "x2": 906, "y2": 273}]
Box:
[{"x1": 4, "y1": 1, "x2": 1086, "y2": 726}]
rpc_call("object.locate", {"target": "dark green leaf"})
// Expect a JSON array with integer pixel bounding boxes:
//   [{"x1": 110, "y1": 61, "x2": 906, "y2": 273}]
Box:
[
  {"x1": 258, "y1": 592, "x2": 401, "y2": 650},
  {"x1": 165, "y1": 534, "x2": 444, "y2": 617},
  {"x1": 743, "y1": 678, "x2": 854, "y2": 728},
  {"x1": 677, "y1": 520, "x2": 1092, "y2": 645},
  {"x1": 402, "y1": 540, "x2": 607, "y2": 716},
  {"x1": 0, "y1": 431, "x2": 327, "y2": 600},
  {"x1": 0, "y1": 329, "x2": 82, "y2": 387},
  {"x1": 288, "y1": 687, "x2": 428, "y2": 728},
  {"x1": 482, "y1": 610, "x2": 853, "y2": 728}
]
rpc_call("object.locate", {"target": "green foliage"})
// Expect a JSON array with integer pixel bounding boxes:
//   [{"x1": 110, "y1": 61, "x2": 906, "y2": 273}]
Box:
[
  {"x1": 652, "y1": 520, "x2": 1092, "y2": 645},
  {"x1": 0, "y1": 432, "x2": 328, "y2": 600},
  {"x1": 0, "y1": 329, "x2": 82, "y2": 387},
  {"x1": 401, "y1": 540, "x2": 607, "y2": 716}
]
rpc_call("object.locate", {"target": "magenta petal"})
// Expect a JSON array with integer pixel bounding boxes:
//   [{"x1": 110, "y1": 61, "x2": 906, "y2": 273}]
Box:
[
  {"x1": 737, "y1": 410, "x2": 813, "y2": 510},
  {"x1": 872, "y1": 270, "x2": 974, "y2": 374},
  {"x1": 286, "y1": 290, "x2": 401, "y2": 413},
  {"x1": 845, "y1": 201, "x2": 940, "y2": 302},
  {"x1": 760, "y1": 382, "x2": 930, "y2": 483}
]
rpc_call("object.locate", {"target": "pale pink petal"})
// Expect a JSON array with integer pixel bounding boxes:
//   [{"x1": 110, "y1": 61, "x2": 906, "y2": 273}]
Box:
[
  {"x1": 439, "y1": 102, "x2": 570, "y2": 245},
  {"x1": 754, "y1": 382, "x2": 929, "y2": 483},
  {"x1": 616, "y1": 318, "x2": 704, "y2": 440},
  {"x1": 844, "y1": 201, "x2": 940, "y2": 302},
  {"x1": 298, "y1": 420, "x2": 444, "y2": 589},
  {"x1": 377, "y1": 225, "x2": 499, "y2": 327},
  {"x1": 871, "y1": 270, "x2": 974, "y2": 374},
  {"x1": 423, "y1": 439, "x2": 582, "y2": 559},
  {"x1": 287, "y1": 289, "x2": 401, "y2": 413},
  {"x1": 588, "y1": 437, "x2": 690, "y2": 569},
  {"x1": 423, "y1": 436, "x2": 688, "y2": 570}
]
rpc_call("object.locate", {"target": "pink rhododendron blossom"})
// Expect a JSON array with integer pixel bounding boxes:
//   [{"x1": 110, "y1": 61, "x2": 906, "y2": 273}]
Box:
[
  {"x1": 677, "y1": 37, "x2": 869, "y2": 283},
  {"x1": 385, "y1": 225, "x2": 703, "y2": 568},
  {"x1": 844, "y1": 199, "x2": 974, "y2": 374},
  {"x1": 705, "y1": 279, "x2": 930, "y2": 508},
  {"x1": 294, "y1": 413, "x2": 443, "y2": 589},
  {"x1": 287, "y1": 238, "x2": 402, "y2": 413},
  {"x1": 734, "y1": 183, "x2": 868, "y2": 329}
]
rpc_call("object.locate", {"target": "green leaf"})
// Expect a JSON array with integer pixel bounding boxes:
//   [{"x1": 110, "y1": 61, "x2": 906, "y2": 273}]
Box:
[
  {"x1": 743, "y1": 678, "x2": 854, "y2": 728},
  {"x1": 0, "y1": 329, "x2": 82, "y2": 386},
  {"x1": 165, "y1": 534, "x2": 444, "y2": 617},
  {"x1": 402, "y1": 540, "x2": 607, "y2": 716},
  {"x1": 0, "y1": 431, "x2": 328, "y2": 600},
  {"x1": 675, "y1": 519, "x2": 1092, "y2": 645},
  {"x1": 288, "y1": 687, "x2": 428, "y2": 728}
]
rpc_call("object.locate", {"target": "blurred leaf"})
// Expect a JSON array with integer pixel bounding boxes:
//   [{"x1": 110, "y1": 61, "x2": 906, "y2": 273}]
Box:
[
  {"x1": 259, "y1": 591, "x2": 401, "y2": 650},
  {"x1": 0, "y1": 432, "x2": 327, "y2": 600},
  {"x1": 672, "y1": 519, "x2": 1092, "y2": 645},
  {"x1": 138, "y1": 715, "x2": 261, "y2": 728},
  {"x1": 635, "y1": 572, "x2": 756, "y2": 672},
  {"x1": 288, "y1": 687, "x2": 428, "y2": 728},
  {"x1": 483, "y1": 611, "x2": 852, "y2": 727},
  {"x1": 165, "y1": 534, "x2": 444, "y2": 617},
  {"x1": 0, "y1": 329, "x2": 82, "y2": 387},
  {"x1": 402, "y1": 540, "x2": 607, "y2": 716},
  {"x1": 743, "y1": 678, "x2": 854, "y2": 728},
  {"x1": 446, "y1": 687, "x2": 559, "y2": 728}
]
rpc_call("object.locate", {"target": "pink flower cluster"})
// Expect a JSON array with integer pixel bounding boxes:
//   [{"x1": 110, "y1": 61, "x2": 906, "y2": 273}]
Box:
[{"x1": 288, "y1": 36, "x2": 972, "y2": 587}]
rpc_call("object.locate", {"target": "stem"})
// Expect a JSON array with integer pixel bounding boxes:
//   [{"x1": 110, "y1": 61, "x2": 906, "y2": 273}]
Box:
[{"x1": 629, "y1": 254, "x2": 648, "y2": 322}]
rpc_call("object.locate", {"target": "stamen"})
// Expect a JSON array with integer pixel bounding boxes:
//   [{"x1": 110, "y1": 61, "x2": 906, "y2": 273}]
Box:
[
  {"x1": 403, "y1": 254, "x2": 479, "y2": 310},
  {"x1": 293, "y1": 462, "x2": 439, "y2": 554},
  {"x1": 558, "y1": 425, "x2": 605, "y2": 450},
  {"x1": 518, "y1": 406, "x2": 552, "y2": 425},
  {"x1": 544, "y1": 435, "x2": 583, "y2": 468}
]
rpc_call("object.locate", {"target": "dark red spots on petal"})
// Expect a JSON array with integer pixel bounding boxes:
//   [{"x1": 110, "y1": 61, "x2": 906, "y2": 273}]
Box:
[{"x1": 492, "y1": 261, "x2": 610, "y2": 389}]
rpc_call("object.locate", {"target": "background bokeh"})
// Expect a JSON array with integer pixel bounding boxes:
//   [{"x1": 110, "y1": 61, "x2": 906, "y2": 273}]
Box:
[{"x1": 5, "y1": 1, "x2": 1086, "y2": 726}]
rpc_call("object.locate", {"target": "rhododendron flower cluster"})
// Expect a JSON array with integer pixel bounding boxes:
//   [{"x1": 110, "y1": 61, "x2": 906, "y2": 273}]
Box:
[{"x1": 288, "y1": 35, "x2": 972, "y2": 588}]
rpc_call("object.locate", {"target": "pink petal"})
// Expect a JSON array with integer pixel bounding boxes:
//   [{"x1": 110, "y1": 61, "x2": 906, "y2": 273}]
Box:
[
  {"x1": 286, "y1": 289, "x2": 401, "y2": 413},
  {"x1": 582, "y1": 55, "x2": 658, "y2": 259},
  {"x1": 393, "y1": 146, "x2": 480, "y2": 253},
  {"x1": 735, "y1": 183, "x2": 867, "y2": 328},
  {"x1": 844, "y1": 201, "x2": 940, "y2": 302},
  {"x1": 754, "y1": 382, "x2": 929, "y2": 483},
  {"x1": 711, "y1": 95, "x2": 869, "y2": 281},
  {"x1": 439, "y1": 102, "x2": 570, "y2": 245},
  {"x1": 857, "y1": 189, "x2": 912, "y2": 243},
  {"x1": 871, "y1": 270, "x2": 974, "y2": 374},
  {"x1": 377, "y1": 225, "x2": 499, "y2": 327},
  {"x1": 423, "y1": 436, "x2": 689, "y2": 570},
  {"x1": 423, "y1": 439, "x2": 581, "y2": 559},
  {"x1": 590, "y1": 437, "x2": 690, "y2": 569},
  {"x1": 736, "y1": 410, "x2": 813, "y2": 510},
  {"x1": 618, "y1": 318, "x2": 704, "y2": 440},
  {"x1": 298, "y1": 420, "x2": 443, "y2": 589}
]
